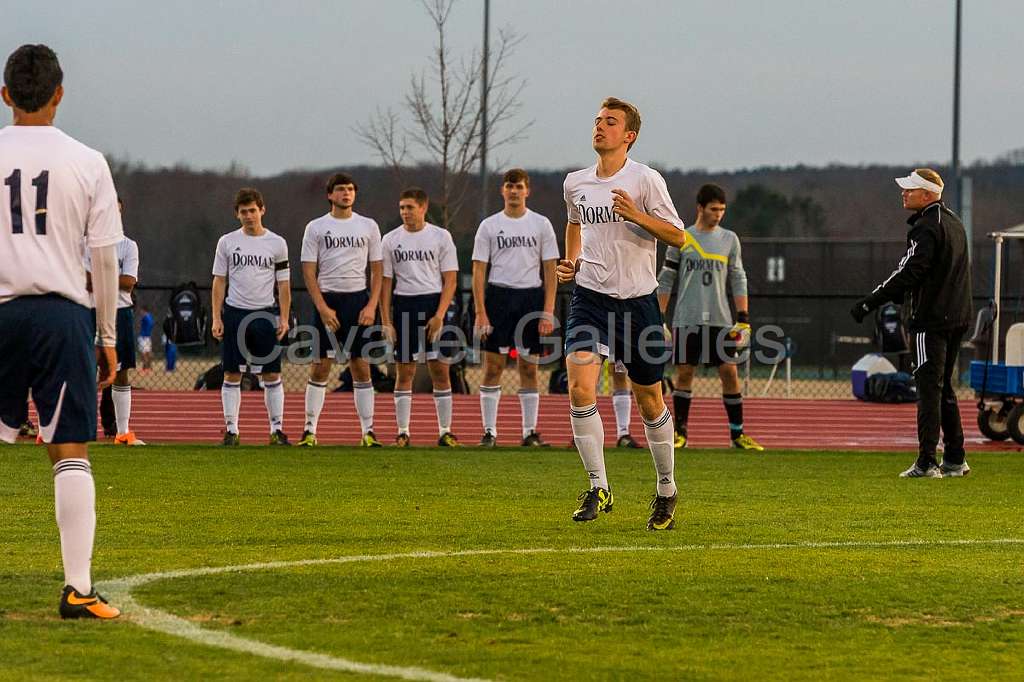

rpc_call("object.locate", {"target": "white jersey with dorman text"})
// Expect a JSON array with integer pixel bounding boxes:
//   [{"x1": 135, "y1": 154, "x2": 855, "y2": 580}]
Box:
[
  {"x1": 85, "y1": 236, "x2": 139, "y2": 308},
  {"x1": 563, "y1": 158, "x2": 683, "y2": 299},
  {"x1": 0, "y1": 126, "x2": 123, "y2": 308},
  {"x1": 300, "y1": 212, "x2": 382, "y2": 293},
  {"x1": 381, "y1": 223, "x2": 459, "y2": 296},
  {"x1": 212, "y1": 228, "x2": 290, "y2": 310},
  {"x1": 471, "y1": 209, "x2": 559, "y2": 289}
]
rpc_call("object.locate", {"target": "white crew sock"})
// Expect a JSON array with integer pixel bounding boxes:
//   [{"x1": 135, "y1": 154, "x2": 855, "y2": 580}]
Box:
[
  {"x1": 112, "y1": 384, "x2": 131, "y2": 434},
  {"x1": 304, "y1": 380, "x2": 327, "y2": 433},
  {"x1": 221, "y1": 380, "x2": 241, "y2": 434},
  {"x1": 264, "y1": 379, "x2": 284, "y2": 433},
  {"x1": 479, "y1": 385, "x2": 501, "y2": 436},
  {"x1": 570, "y1": 403, "x2": 608, "y2": 490},
  {"x1": 394, "y1": 390, "x2": 412, "y2": 435},
  {"x1": 643, "y1": 408, "x2": 677, "y2": 497},
  {"x1": 353, "y1": 381, "x2": 375, "y2": 434},
  {"x1": 519, "y1": 389, "x2": 539, "y2": 438},
  {"x1": 434, "y1": 389, "x2": 453, "y2": 435},
  {"x1": 53, "y1": 459, "x2": 95, "y2": 594},
  {"x1": 613, "y1": 390, "x2": 632, "y2": 437}
]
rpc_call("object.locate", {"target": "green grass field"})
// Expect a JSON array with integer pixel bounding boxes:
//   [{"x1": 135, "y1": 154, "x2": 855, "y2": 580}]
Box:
[{"x1": 2, "y1": 444, "x2": 1023, "y2": 681}]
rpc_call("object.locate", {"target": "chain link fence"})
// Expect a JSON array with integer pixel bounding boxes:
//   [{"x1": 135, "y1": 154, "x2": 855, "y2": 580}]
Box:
[{"x1": 125, "y1": 236, "x2": 1024, "y2": 399}]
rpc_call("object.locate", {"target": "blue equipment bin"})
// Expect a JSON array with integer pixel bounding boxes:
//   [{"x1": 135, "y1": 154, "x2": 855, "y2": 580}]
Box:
[{"x1": 969, "y1": 361, "x2": 1024, "y2": 394}]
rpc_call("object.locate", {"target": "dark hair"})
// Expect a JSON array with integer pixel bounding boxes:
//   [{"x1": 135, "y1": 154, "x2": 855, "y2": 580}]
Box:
[
  {"x1": 234, "y1": 187, "x2": 265, "y2": 211},
  {"x1": 3, "y1": 44, "x2": 63, "y2": 113},
  {"x1": 503, "y1": 168, "x2": 530, "y2": 187},
  {"x1": 325, "y1": 172, "x2": 358, "y2": 194},
  {"x1": 399, "y1": 187, "x2": 429, "y2": 205},
  {"x1": 696, "y1": 183, "x2": 727, "y2": 207},
  {"x1": 600, "y1": 96, "x2": 641, "y2": 150}
]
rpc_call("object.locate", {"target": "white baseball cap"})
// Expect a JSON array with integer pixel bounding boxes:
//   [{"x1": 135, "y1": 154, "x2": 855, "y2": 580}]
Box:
[{"x1": 895, "y1": 170, "x2": 943, "y2": 194}]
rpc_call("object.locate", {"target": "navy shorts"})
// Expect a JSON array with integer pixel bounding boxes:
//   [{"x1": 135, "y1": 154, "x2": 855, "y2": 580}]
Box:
[
  {"x1": 392, "y1": 293, "x2": 460, "y2": 363},
  {"x1": 116, "y1": 307, "x2": 136, "y2": 370},
  {"x1": 312, "y1": 290, "x2": 374, "y2": 360},
  {"x1": 672, "y1": 325, "x2": 740, "y2": 367},
  {"x1": 0, "y1": 295, "x2": 97, "y2": 444},
  {"x1": 482, "y1": 284, "x2": 544, "y2": 356},
  {"x1": 564, "y1": 285, "x2": 668, "y2": 386},
  {"x1": 222, "y1": 304, "x2": 282, "y2": 374}
]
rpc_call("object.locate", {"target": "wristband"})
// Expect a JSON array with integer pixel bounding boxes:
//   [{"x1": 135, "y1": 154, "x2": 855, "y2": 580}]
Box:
[{"x1": 736, "y1": 310, "x2": 749, "y2": 324}]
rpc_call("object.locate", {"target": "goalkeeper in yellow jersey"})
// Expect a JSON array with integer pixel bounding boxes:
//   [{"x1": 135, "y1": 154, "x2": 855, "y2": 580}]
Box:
[{"x1": 657, "y1": 184, "x2": 763, "y2": 451}]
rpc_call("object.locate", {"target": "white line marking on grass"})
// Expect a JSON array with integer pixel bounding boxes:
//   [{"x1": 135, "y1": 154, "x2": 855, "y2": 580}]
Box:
[{"x1": 98, "y1": 538, "x2": 1024, "y2": 681}]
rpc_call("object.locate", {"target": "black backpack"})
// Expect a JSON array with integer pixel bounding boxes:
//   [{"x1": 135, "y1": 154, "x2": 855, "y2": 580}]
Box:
[
  {"x1": 164, "y1": 281, "x2": 207, "y2": 347},
  {"x1": 863, "y1": 371, "x2": 917, "y2": 403}
]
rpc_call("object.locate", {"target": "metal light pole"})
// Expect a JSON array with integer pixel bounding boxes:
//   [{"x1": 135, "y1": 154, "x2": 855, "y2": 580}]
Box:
[
  {"x1": 951, "y1": 0, "x2": 962, "y2": 214},
  {"x1": 479, "y1": 0, "x2": 491, "y2": 222}
]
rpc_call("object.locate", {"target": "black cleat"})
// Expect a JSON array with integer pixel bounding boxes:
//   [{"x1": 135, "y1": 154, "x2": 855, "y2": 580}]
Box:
[
  {"x1": 521, "y1": 430, "x2": 550, "y2": 447},
  {"x1": 616, "y1": 433, "x2": 642, "y2": 449},
  {"x1": 59, "y1": 585, "x2": 120, "y2": 619},
  {"x1": 222, "y1": 431, "x2": 240, "y2": 446},
  {"x1": 269, "y1": 430, "x2": 291, "y2": 446},
  {"x1": 18, "y1": 420, "x2": 37, "y2": 438},
  {"x1": 438, "y1": 432, "x2": 462, "y2": 447},
  {"x1": 572, "y1": 487, "x2": 614, "y2": 522},
  {"x1": 479, "y1": 432, "x2": 497, "y2": 447},
  {"x1": 647, "y1": 493, "x2": 678, "y2": 531}
]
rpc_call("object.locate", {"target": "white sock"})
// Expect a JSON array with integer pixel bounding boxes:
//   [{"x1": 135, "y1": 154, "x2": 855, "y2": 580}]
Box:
[
  {"x1": 480, "y1": 385, "x2": 501, "y2": 436},
  {"x1": 570, "y1": 403, "x2": 608, "y2": 490},
  {"x1": 613, "y1": 390, "x2": 632, "y2": 437},
  {"x1": 222, "y1": 380, "x2": 241, "y2": 434},
  {"x1": 434, "y1": 389, "x2": 453, "y2": 435},
  {"x1": 304, "y1": 380, "x2": 327, "y2": 433},
  {"x1": 53, "y1": 459, "x2": 95, "y2": 594},
  {"x1": 112, "y1": 384, "x2": 131, "y2": 434},
  {"x1": 519, "y1": 389, "x2": 539, "y2": 438},
  {"x1": 643, "y1": 408, "x2": 677, "y2": 497},
  {"x1": 394, "y1": 390, "x2": 412, "y2": 435},
  {"x1": 354, "y1": 381, "x2": 375, "y2": 434},
  {"x1": 264, "y1": 379, "x2": 284, "y2": 433}
]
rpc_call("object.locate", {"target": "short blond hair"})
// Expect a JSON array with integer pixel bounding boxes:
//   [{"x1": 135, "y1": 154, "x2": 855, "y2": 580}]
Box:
[
  {"x1": 915, "y1": 168, "x2": 944, "y2": 190},
  {"x1": 601, "y1": 96, "x2": 641, "y2": 150}
]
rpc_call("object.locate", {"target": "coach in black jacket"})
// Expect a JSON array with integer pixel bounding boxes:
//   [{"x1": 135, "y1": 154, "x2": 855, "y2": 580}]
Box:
[{"x1": 851, "y1": 168, "x2": 972, "y2": 478}]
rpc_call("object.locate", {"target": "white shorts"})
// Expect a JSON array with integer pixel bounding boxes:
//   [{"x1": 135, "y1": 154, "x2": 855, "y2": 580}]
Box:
[{"x1": 137, "y1": 336, "x2": 153, "y2": 354}]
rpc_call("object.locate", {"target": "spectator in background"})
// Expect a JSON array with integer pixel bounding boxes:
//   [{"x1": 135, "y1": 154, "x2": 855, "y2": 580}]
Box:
[
  {"x1": 162, "y1": 332, "x2": 177, "y2": 372},
  {"x1": 138, "y1": 306, "x2": 154, "y2": 371}
]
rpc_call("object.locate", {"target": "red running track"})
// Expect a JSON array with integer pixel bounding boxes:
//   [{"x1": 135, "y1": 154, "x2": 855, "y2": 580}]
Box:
[{"x1": 28, "y1": 391, "x2": 1021, "y2": 452}]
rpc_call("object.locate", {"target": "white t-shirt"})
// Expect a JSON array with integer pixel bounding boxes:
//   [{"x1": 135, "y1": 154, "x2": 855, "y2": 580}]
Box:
[
  {"x1": 85, "y1": 236, "x2": 139, "y2": 308},
  {"x1": 212, "y1": 228, "x2": 290, "y2": 310},
  {"x1": 0, "y1": 126, "x2": 123, "y2": 308},
  {"x1": 300, "y1": 212, "x2": 382, "y2": 293},
  {"x1": 381, "y1": 223, "x2": 459, "y2": 296},
  {"x1": 471, "y1": 209, "x2": 559, "y2": 289},
  {"x1": 563, "y1": 158, "x2": 684, "y2": 299}
]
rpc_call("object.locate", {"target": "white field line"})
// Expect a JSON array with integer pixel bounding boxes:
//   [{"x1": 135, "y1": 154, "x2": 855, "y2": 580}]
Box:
[{"x1": 98, "y1": 538, "x2": 1024, "y2": 681}]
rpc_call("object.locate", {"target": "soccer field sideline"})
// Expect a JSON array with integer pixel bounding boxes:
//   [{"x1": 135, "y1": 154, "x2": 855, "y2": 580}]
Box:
[{"x1": 23, "y1": 392, "x2": 1022, "y2": 451}]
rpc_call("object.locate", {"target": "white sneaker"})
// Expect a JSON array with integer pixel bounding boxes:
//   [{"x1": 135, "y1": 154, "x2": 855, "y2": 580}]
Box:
[
  {"x1": 899, "y1": 463, "x2": 942, "y2": 478},
  {"x1": 940, "y1": 461, "x2": 971, "y2": 477}
]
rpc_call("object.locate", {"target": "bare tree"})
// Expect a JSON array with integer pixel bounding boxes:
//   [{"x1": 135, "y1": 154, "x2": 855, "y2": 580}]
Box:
[{"x1": 354, "y1": 0, "x2": 528, "y2": 227}]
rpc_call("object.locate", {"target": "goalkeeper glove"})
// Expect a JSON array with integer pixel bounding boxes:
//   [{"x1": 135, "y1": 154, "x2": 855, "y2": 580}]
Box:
[{"x1": 728, "y1": 311, "x2": 751, "y2": 349}]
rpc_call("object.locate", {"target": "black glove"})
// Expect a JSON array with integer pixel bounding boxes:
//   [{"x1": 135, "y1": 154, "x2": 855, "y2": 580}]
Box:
[{"x1": 850, "y1": 298, "x2": 872, "y2": 323}]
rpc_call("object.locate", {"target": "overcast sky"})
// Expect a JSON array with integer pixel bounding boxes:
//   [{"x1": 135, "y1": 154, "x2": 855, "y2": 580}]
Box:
[{"x1": 4, "y1": 0, "x2": 1021, "y2": 175}]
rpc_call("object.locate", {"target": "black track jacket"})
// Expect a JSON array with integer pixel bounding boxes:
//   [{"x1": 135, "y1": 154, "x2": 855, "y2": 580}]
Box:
[{"x1": 864, "y1": 201, "x2": 972, "y2": 332}]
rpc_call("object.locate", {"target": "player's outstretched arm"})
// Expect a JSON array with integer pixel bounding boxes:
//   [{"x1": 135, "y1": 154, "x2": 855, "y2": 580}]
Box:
[
  {"x1": 276, "y1": 279, "x2": 291, "y2": 340},
  {"x1": 211, "y1": 276, "x2": 226, "y2": 340},
  {"x1": 380, "y1": 277, "x2": 395, "y2": 342},
  {"x1": 91, "y1": 243, "x2": 119, "y2": 388},
  {"x1": 472, "y1": 260, "x2": 491, "y2": 338},
  {"x1": 362, "y1": 261, "x2": 383, "y2": 326}
]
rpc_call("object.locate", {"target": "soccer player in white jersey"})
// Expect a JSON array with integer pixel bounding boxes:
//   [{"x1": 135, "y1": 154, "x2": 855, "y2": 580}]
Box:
[
  {"x1": 557, "y1": 96, "x2": 694, "y2": 530},
  {"x1": 658, "y1": 183, "x2": 764, "y2": 451},
  {"x1": 211, "y1": 188, "x2": 292, "y2": 446},
  {"x1": 298, "y1": 172, "x2": 383, "y2": 447},
  {"x1": 472, "y1": 168, "x2": 558, "y2": 447},
  {"x1": 86, "y1": 197, "x2": 145, "y2": 445},
  {"x1": 0, "y1": 44, "x2": 122, "y2": 618},
  {"x1": 380, "y1": 187, "x2": 462, "y2": 447}
]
